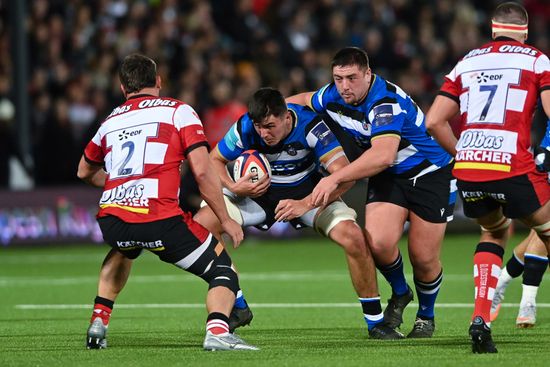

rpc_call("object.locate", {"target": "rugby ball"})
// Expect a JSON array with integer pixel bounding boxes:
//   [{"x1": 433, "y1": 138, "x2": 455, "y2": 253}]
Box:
[{"x1": 233, "y1": 150, "x2": 271, "y2": 183}]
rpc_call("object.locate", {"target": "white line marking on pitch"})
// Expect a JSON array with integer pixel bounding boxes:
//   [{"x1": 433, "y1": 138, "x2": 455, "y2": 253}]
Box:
[{"x1": 15, "y1": 303, "x2": 550, "y2": 310}]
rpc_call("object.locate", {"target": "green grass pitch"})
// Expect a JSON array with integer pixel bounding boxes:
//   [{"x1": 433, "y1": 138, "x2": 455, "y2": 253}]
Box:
[{"x1": 1, "y1": 233, "x2": 549, "y2": 366}]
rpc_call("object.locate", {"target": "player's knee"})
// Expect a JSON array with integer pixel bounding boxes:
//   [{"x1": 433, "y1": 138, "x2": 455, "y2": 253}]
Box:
[
  {"x1": 200, "y1": 250, "x2": 240, "y2": 295},
  {"x1": 410, "y1": 254, "x2": 440, "y2": 275},
  {"x1": 330, "y1": 221, "x2": 366, "y2": 258}
]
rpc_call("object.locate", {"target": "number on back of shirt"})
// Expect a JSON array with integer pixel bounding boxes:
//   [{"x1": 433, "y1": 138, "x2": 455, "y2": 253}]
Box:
[
  {"x1": 105, "y1": 123, "x2": 159, "y2": 179},
  {"x1": 462, "y1": 69, "x2": 522, "y2": 125}
]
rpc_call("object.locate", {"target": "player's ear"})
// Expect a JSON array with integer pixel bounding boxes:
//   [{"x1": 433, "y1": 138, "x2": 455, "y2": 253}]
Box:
[{"x1": 156, "y1": 75, "x2": 162, "y2": 90}]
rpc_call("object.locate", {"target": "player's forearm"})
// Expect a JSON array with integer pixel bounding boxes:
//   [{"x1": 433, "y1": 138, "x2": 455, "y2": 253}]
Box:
[
  {"x1": 84, "y1": 170, "x2": 107, "y2": 188},
  {"x1": 195, "y1": 169, "x2": 232, "y2": 223},
  {"x1": 331, "y1": 151, "x2": 391, "y2": 185},
  {"x1": 77, "y1": 156, "x2": 106, "y2": 188},
  {"x1": 211, "y1": 154, "x2": 235, "y2": 190},
  {"x1": 427, "y1": 122, "x2": 457, "y2": 156}
]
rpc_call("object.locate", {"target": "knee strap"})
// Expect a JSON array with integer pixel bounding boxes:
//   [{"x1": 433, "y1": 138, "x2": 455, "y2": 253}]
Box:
[
  {"x1": 480, "y1": 217, "x2": 511, "y2": 233},
  {"x1": 532, "y1": 220, "x2": 550, "y2": 237},
  {"x1": 201, "y1": 249, "x2": 240, "y2": 295}
]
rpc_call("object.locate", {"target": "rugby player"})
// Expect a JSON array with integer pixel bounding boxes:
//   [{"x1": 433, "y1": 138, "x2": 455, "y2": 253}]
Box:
[
  {"x1": 78, "y1": 54, "x2": 257, "y2": 351},
  {"x1": 288, "y1": 47, "x2": 456, "y2": 338},
  {"x1": 194, "y1": 87, "x2": 404, "y2": 339},
  {"x1": 425, "y1": 2, "x2": 550, "y2": 353}
]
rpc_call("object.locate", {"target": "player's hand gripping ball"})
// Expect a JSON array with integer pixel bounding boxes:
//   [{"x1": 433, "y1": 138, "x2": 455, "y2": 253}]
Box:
[{"x1": 233, "y1": 150, "x2": 271, "y2": 183}]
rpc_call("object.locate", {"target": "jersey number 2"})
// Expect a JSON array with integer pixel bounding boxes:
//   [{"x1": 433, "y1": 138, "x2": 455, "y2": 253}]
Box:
[{"x1": 106, "y1": 123, "x2": 159, "y2": 180}]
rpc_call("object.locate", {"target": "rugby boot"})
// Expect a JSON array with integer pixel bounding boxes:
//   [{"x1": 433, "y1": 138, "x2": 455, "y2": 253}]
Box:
[
  {"x1": 490, "y1": 282, "x2": 506, "y2": 322},
  {"x1": 407, "y1": 317, "x2": 435, "y2": 338},
  {"x1": 383, "y1": 285, "x2": 414, "y2": 329},
  {"x1": 469, "y1": 316, "x2": 497, "y2": 354},
  {"x1": 203, "y1": 331, "x2": 259, "y2": 351},
  {"x1": 86, "y1": 318, "x2": 108, "y2": 349},
  {"x1": 229, "y1": 304, "x2": 254, "y2": 333},
  {"x1": 368, "y1": 323, "x2": 405, "y2": 340},
  {"x1": 516, "y1": 302, "x2": 536, "y2": 328}
]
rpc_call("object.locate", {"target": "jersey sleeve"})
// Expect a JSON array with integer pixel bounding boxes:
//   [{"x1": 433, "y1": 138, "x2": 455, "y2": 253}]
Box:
[
  {"x1": 535, "y1": 54, "x2": 550, "y2": 92},
  {"x1": 173, "y1": 104, "x2": 209, "y2": 156},
  {"x1": 83, "y1": 130, "x2": 105, "y2": 166},
  {"x1": 438, "y1": 65, "x2": 461, "y2": 103},
  {"x1": 310, "y1": 83, "x2": 336, "y2": 113},
  {"x1": 215, "y1": 120, "x2": 245, "y2": 161},
  {"x1": 305, "y1": 118, "x2": 344, "y2": 168},
  {"x1": 367, "y1": 99, "x2": 406, "y2": 140}
]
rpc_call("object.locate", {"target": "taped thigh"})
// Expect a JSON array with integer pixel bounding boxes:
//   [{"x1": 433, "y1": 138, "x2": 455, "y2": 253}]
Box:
[
  {"x1": 200, "y1": 195, "x2": 244, "y2": 225},
  {"x1": 312, "y1": 200, "x2": 358, "y2": 237}
]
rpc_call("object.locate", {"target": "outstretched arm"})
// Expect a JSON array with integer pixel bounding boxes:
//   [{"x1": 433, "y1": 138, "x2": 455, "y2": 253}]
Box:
[
  {"x1": 286, "y1": 91, "x2": 315, "y2": 108},
  {"x1": 310, "y1": 135, "x2": 399, "y2": 206}
]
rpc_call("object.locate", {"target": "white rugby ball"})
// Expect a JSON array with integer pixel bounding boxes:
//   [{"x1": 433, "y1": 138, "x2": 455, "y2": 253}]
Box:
[{"x1": 233, "y1": 150, "x2": 271, "y2": 183}]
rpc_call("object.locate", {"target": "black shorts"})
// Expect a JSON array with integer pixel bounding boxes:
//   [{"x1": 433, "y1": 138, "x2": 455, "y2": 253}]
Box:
[
  {"x1": 97, "y1": 214, "x2": 217, "y2": 264},
  {"x1": 457, "y1": 172, "x2": 550, "y2": 219},
  {"x1": 251, "y1": 176, "x2": 320, "y2": 231},
  {"x1": 366, "y1": 164, "x2": 456, "y2": 223}
]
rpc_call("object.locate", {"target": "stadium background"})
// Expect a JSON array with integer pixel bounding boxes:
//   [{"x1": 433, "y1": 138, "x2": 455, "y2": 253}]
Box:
[{"x1": 0, "y1": 0, "x2": 549, "y2": 246}]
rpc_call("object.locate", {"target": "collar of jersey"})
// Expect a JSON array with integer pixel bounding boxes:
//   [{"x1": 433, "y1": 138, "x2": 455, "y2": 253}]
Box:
[
  {"x1": 493, "y1": 36, "x2": 521, "y2": 43},
  {"x1": 127, "y1": 93, "x2": 156, "y2": 100},
  {"x1": 354, "y1": 74, "x2": 377, "y2": 106}
]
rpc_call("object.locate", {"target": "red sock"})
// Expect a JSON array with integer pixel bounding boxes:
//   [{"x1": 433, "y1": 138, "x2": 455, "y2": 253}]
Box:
[
  {"x1": 90, "y1": 303, "x2": 112, "y2": 326},
  {"x1": 473, "y1": 250, "x2": 502, "y2": 324},
  {"x1": 206, "y1": 319, "x2": 229, "y2": 335}
]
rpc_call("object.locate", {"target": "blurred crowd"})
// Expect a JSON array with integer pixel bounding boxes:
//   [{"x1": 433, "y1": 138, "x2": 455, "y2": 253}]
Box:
[{"x1": 0, "y1": 0, "x2": 548, "y2": 188}]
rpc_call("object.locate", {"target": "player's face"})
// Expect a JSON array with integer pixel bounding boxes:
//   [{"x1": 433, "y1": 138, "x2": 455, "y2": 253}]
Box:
[
  {"x1": 254, "y1": 111, "x2": 292, "y2": 146},
  {"x1": 333, "y1": 65, "x2": 371, "y2": 105}
]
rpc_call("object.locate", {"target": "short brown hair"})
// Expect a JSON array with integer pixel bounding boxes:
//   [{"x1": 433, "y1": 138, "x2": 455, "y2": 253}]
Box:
[
  {"x1": 331, "y1": 47, "x2": 370, "y2": 71},
  {"x1": 492, "y1": 2, "x2": 528, "y2": 25},
  {"x1": 119, "y1": 54, "x2": 157, "y2": 94}
]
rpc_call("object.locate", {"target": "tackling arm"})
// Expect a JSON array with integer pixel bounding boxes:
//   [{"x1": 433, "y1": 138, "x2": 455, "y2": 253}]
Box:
[{"x1": 286, "y1": 92, "x2": 315, "y2": 108}]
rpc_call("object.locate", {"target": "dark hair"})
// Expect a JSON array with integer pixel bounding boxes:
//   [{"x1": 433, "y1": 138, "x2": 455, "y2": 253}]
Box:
[
  {"x1": 248, "y1": 87, "x2": 287, "y2": 124},
  {"x1": 331, "y1": 47, "x2": 370, "y2": 70},
  {"x1": 492, "y1": 2, "x2": 528, "y2": 25},
  {"x1": 118, "y1": 54, "x2": 157, "y2": 94}
]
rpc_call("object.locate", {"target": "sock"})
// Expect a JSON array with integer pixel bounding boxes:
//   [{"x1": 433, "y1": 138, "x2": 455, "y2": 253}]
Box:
[
  {"x1": 520, "y1": 285, "x2": 539, "y2": 306},
  {"x1": 91, "y1": 296, "x2": 114, "y2": 326},
  {"x1": 472, "y1": 242, "x2": 504, "y2": 325},
  {"x1": 206, "y1": 312, "x2": 230, "y2": 335},
  {"x1": 359, "y1": 297, "x2": 384, "y2": 330},
  {"x1": 505, "y1": 252, "x2": 524, "y2": 278},
  {"x1": 414, "y1": 270, "x2": 443, "y2": 319},
  {"x1": 377, "y1": 252, "x2": 409, "y2": 296},
  {"x1": 520, "y1": 254, "x2": 548, "y2": 305},
  {"x1": 522, "y1": 253, "x2": 548, "y2": 287},
  {"x1": 234, "y1": 289, "x2": 248, "y2": 309},
  {"x1": 495, "y1": 267, "x2": 513, "y2": 292}
]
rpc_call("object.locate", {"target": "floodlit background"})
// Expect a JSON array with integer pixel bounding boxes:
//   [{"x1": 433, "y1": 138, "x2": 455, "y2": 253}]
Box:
[{"x1": 1, "y1": 0, "x2": 548, "y2": 246}]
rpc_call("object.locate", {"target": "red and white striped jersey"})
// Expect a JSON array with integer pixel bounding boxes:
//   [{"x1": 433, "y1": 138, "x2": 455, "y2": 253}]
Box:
[
  {"x1": 439, "y1": 37, "x2": 550, "y2": 182},
  {"x1": 84, "y1": 94, "x2": 209, "y2": 223}
]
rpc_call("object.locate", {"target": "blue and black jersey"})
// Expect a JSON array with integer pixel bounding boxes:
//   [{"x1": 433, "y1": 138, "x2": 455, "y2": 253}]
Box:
[
  {"x1": 216, "y1": 103, "x2": 344, "y2": 198},
  {"x1": 311, "y1": 75, "x2": 453, "y2": 178}
]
